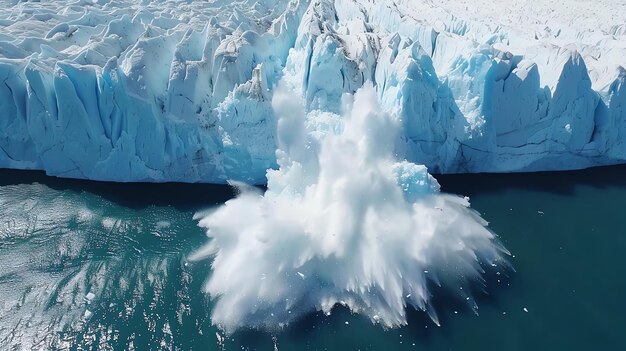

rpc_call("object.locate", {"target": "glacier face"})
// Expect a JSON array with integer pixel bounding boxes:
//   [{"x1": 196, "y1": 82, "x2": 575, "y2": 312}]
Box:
[{"x1": 0, "y1": 0, "x2": 625, "y2": 182}]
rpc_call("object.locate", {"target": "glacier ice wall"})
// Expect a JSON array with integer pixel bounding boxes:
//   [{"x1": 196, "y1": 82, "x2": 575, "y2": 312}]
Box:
[{"x1": 0, "y1": 0, "x2": 625, "y2": 182}]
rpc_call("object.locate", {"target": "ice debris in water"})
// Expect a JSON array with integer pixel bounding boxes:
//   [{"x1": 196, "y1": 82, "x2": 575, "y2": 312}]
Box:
[
  {"x1": 83, "y1": 310, "x2": 93, "y2": 320},
  {"x1": 85, "y1": 292, "x2": 95, "y2": 304},
  {"x1": 191, "y1": 83, "x2": 508, "y2": 333}
]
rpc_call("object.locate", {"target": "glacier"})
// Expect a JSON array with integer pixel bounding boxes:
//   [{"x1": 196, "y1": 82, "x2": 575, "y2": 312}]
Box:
[{"x1": 0, "y1": 0, "x2": 625, "y2": 182}]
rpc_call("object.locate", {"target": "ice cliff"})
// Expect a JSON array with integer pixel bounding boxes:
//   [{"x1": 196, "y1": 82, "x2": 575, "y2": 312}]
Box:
[{"x1": 0, "y1": 0, "x2": 625, "y2": 182}]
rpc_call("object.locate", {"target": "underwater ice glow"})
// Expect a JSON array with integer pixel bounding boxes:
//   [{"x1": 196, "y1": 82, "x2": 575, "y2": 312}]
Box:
[{"x1": 192, "y1": 84, "x2": 508, "y2": 333}]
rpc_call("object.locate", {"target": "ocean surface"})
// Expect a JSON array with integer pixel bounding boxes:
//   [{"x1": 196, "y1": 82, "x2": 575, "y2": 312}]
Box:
[{"x1": 0, "y1": 167, "x2": 625, "y2": 350}]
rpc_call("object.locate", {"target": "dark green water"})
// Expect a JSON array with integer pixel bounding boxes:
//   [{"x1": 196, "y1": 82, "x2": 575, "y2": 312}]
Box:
[{"x1": 0, "y1": 167, "x2": 625, "y2": 350}]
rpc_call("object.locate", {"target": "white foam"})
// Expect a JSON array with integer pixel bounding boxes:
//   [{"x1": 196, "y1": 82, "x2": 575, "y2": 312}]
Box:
[{"x1": 155, "y1": 221, "x2": 171, "y2": 229}]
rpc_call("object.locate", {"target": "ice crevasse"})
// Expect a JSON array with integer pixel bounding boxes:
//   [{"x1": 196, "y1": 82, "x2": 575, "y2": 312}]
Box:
[{"x1": 0, "y1": 0, "x2": 625, "y2": 183}]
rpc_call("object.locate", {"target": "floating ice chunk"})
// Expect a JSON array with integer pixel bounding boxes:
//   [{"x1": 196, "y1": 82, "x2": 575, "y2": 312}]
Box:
[{"x1": 85, "y1": 292, "x2": 95, "y2": 304}]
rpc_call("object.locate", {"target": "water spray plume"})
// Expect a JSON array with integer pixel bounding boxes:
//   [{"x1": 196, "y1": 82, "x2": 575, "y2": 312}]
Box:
[{"x1": 191, "y1": 83, "x2": 508, "y2": 333}]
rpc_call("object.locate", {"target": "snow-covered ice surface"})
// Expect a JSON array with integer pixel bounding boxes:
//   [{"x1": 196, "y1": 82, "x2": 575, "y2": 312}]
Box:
[{"x1": 0, "y1": 0, "x2": 625, "y2": 182}]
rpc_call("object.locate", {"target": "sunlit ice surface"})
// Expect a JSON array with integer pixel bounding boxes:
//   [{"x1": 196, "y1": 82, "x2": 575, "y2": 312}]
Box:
[{"x1": 192, "y1": 83, "x2": 509, "y2": 333}]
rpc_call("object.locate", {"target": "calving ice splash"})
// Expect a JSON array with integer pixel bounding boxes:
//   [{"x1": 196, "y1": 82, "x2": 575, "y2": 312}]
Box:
[{"x1": 191, "y1": 84, "x2": 509, "y2": 333}]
